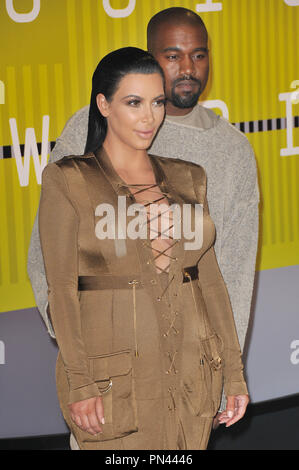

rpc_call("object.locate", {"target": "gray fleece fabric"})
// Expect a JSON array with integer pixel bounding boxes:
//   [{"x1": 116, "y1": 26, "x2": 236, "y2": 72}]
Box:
[{"x1": 27, "y1": 104, "x2": 260, "y2": 411}]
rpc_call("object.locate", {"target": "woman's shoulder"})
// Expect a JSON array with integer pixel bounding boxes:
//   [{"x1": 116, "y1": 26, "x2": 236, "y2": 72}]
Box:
[
  {"x1": 42, "y1": 152, "x2": 95, "y2": 181},
  {"x1": 56, "y1": 151, "x2": 95, "y2": 166},
  {"x1": 43, "y1": 152, "x2": 94, "y2": 173}
]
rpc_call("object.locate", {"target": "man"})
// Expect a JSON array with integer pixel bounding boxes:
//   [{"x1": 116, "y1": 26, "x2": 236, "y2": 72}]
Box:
[{"x1": 27, "y1": 7, "x2": 259, "y2": 432}]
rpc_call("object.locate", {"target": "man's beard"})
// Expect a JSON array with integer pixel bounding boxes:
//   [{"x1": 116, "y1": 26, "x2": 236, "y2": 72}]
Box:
[{"x1": 170, "y1": 76, "x2": 202, "y2": 109}]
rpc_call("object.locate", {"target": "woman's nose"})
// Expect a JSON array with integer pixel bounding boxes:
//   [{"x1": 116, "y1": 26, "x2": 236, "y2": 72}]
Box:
[{"x1": 141, "y1": 105, "x2": 155, "y2": 123}]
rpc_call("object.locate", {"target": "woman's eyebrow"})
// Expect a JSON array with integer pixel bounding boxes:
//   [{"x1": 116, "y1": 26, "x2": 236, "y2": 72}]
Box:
[
  {"x1": 121, "y1": 94, "x2": 165, "y2": 101},
  {"x1": 152, "y1": 94, "x2": 166, "y2": 100},
  {"x1": 122, "y1": 94, "x2": 142, "y2": 100}
]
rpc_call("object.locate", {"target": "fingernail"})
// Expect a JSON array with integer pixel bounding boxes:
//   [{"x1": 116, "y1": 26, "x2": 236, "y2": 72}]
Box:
[{"x1": 101, "y1": 417, "x2": 105, "y2": 425}]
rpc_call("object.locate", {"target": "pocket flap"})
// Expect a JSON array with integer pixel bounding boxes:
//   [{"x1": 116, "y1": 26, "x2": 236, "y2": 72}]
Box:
[
  {"x1": 89, "y1": 350, "x2": 132, "y2": 381},
  {"x1": 201, "y1": 334, "x2": 223, "y2": 370}
]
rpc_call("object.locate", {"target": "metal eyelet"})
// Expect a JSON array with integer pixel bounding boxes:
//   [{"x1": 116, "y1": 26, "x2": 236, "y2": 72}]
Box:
[{"x1": 98, "y1": 379, "x2": 112, "y2": 395}]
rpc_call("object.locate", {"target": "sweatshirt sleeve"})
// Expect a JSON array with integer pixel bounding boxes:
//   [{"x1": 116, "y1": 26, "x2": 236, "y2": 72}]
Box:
[
  {"x1": 38, "y1": 162, "x2": 99, "y2": 404},
  {"x1": 218, "y1": 138, "x2": 260, "y2": 354},
  {"x1": 197, "y1": 170, "x2": 249, "y2": 398}
]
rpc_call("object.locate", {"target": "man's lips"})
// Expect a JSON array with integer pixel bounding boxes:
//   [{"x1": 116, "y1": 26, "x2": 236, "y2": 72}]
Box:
[{"x1": 175, "y1": 80, "x2": 199, "y2": 91}]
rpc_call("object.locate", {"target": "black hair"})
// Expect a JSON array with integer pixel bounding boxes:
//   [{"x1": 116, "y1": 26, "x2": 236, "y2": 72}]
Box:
[
  {"x1": 147, "y1": 7, "x2": 207, "y2": 53},
  {"x1": 84, "y1": 47, "x2": 165, "y2": 154}
]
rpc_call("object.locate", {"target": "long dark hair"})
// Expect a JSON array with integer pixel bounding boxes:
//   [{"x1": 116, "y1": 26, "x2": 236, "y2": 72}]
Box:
[{"x1": 84, "y1": 47, "x2": 165, "y2": 154}]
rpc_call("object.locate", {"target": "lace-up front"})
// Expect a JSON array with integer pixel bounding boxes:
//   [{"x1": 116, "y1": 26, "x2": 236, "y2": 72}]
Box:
[
  {"x1": 121, "y1": 181, "x2": 179, "y2": 360},
  {"x1": 123, "y1": 181, "x2": 178, "y2": 275},
  {"x1": 121, "y1": 180, "x2": 182, "y2": 380}
]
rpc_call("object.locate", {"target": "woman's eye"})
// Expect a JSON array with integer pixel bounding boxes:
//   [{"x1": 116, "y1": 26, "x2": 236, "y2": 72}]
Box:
[
  {"x1": 127, "y1": 100, "x2": 140, "y2": 107},
  {"x1": 154, "y1": 99, "x2": 166, "y2": 107}
]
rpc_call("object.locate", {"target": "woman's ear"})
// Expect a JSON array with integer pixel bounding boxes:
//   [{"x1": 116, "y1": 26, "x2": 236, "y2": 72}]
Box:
[{"x1": 96, "y1": 93, "x2": 110, "y2": 117}]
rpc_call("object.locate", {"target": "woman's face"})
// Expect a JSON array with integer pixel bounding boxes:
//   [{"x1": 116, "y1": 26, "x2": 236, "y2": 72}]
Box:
[{"x1": 97, "y1": 73, "x2": 166, "y2": 151}]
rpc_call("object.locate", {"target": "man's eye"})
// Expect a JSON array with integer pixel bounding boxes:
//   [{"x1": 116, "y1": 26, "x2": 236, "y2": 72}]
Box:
[
  {"x1": 166, "y1": 55, "x2": 178, "y2": 61},
  {"x1": 194, "y1": 54, "x2": 206, "y2": 60}
]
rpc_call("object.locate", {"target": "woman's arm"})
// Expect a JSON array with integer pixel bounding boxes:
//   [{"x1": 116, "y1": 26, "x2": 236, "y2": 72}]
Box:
[
  {"x1": 39, "y1": 162, "x2": 99, "y2": 404},
  {"x1": 27, "y1": 107, "x2": 89, "y2": 338},
  {"x1": 39, "y1": 161, "x2": 105, "y2": 435}
]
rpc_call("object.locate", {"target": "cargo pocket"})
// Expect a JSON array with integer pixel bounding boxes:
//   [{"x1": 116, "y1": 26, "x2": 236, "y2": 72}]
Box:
[
  {"x1": 181, "y1": 355, "x2": 208, "y2": 417},
  {"x1": 75, "y1": 349, "x2": 138, "y2": 443},
  {"x1": 200, "y1": 333, "x2": 224, "y2": 416}
]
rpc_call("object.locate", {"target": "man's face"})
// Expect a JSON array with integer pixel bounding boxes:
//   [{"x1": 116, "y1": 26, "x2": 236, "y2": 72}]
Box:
[{"x1": 151, "y1": 23, "x2": 209, "y2": 116}]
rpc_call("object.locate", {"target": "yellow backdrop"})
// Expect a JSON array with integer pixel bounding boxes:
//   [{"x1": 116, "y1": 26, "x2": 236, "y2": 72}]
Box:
[{"x1": 0, "y1": 0, "x2": 298, "y2": 311}]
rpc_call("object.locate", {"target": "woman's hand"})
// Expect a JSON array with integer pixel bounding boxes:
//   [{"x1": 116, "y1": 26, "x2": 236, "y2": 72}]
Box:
[
  {"x1": 68, "y1": 396, "x2": 105, "y2": 435},
  {"x1": 213, "y1": 394, "x2": 249, "y2": 429}
]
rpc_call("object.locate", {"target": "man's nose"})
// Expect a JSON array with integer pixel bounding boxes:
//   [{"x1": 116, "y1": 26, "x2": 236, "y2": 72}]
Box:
[{"x1": 179, "y1": 55, "x2": 195, "y2": 76}]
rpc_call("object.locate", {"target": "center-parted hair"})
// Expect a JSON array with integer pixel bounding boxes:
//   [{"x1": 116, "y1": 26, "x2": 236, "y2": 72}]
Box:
[{"x1": 85, "y1": 47, "x2": 165, "y2": 154}]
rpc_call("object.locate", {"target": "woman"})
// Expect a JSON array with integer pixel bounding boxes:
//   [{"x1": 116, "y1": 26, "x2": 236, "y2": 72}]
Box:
[{"x1": 39, "y1": 47, "x2": 249, "y2": 450}]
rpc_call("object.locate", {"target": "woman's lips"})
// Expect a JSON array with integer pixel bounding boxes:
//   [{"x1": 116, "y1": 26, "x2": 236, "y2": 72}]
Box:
[{"x1": 135, "y1": 129, "x2": 155, "y2": 139}]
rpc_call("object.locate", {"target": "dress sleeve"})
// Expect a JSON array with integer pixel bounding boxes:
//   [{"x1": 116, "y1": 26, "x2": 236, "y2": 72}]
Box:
[
  {"x1": 27, "y1": 107, "x2": 88, "y2": 339},
  {"x1": 38, "y1": 162, "x2": 99, "y2": 404},
  {"x1": 197, "y1": 171, "x2": 249, "y2": 398}
]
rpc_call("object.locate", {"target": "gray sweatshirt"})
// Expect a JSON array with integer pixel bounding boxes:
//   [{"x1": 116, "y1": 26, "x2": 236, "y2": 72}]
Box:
[{"x1": 27, "y1": 104, "x2": 260, "y2": 408}]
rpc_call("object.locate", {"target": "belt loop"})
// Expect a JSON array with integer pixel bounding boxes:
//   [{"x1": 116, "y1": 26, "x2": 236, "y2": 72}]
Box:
[{"x1": 184, "y1": 271, "x2": 208, "y2": 340}]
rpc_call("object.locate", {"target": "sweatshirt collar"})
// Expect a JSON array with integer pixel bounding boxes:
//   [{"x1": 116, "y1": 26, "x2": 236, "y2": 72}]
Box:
[{"x1": 165, "y1": 103, "x2": 219, "y2": 130}]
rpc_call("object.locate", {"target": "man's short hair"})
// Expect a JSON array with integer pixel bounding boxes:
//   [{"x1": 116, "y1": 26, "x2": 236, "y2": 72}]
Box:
[{"x1": 147, "y1": 7, "x2": 208, "y2": 53}]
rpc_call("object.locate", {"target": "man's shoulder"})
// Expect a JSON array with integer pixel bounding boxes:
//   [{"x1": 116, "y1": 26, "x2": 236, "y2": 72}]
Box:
[
  {"x1": 152, "y1": 154, "x2": 206, "y2": 180},
  {"x1": 64, "y1": 105, "x2": 89, "y2": 125},
  {"x1": 160, "y1": 104, "x2": 253, "y2": 154},
  {"x1": 199, "y1": 108, "x2": 254, "y2": 158},
  {"x1": 59, "y1": 105, "x2": 90, "y2": 136},
  {"x1": 196, "y1": 105, "x2": 251, "y2": 150}
]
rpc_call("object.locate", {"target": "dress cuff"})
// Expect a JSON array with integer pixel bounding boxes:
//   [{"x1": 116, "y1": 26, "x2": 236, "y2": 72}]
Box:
[
  {"x1": 224, "y1": 380, "x2": 249, "y2": 397},
  {"x1": 68, "y1": 382, "x2": 101, "y2": 405},
  {"x1": 44, "y1": 301, "x2": 56, "y2": 339}
]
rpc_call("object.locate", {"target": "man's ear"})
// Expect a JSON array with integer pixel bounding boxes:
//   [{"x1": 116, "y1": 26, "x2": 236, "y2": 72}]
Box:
[{"x1": 96, "y1": 93, "x2": 110, "y2": 117}]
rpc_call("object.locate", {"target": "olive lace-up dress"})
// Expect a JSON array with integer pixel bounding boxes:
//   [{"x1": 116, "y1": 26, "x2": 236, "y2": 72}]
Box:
[{"x1": 39, "y1": 145, "x2": 248, "y2": 450}]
